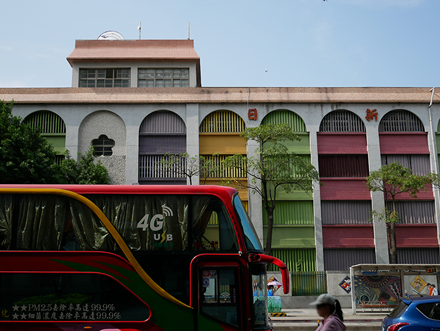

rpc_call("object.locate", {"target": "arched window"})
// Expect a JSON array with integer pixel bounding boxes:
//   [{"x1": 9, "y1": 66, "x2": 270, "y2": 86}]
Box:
[
  {"x1": 23, "y1": 111, "x2": 66, "y2": 163},
  {"x1": 262, "y1": 110, "x2": 307, "y2": 132},
  {"x1": 379, "y1": 110, "x2": 424, "y2": 132},
  {"x1": 319, "y1": 110, "x2": 365, "y2": 132},
  {"x1": 139, "y1": 111, "x2": 186, "y2": 184},
  {"x1": 200, "y1": 110, "x2": 245, "y2": 133}
]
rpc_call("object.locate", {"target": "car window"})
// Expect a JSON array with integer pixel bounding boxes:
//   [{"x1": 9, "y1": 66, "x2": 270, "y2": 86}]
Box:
[
  {"x1": 389, "y1": 301, "x2": 408, "y2": 318},
  {"x1": 432, "y1": 303, "x2": 440, "y2": 320},
  {"x1": 417, "y1": 302, "x2": 438, "y2": 319}
]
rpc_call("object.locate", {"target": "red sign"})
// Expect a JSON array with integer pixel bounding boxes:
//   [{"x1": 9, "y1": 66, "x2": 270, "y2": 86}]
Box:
[
  {"x1": 366, "y1": 109, "x2": 378, "y2": 122},
  {"x1": 248, "y1": 108, "x2": 257, "y2": 120}
]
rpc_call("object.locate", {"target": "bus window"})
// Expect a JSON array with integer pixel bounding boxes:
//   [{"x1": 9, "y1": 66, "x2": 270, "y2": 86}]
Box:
[
  {"x1": 0, "y1": 273, "x2": 150, "y2": 322},
  {"x1": 0, "y1": 193, "x2": 239, "y2": 253},
  {"x1": 200, "y1": 268, "x2": 239, "y2": 328},
  {"x1": 233, "y1": 195, "x2": 262, "y2": 252}
]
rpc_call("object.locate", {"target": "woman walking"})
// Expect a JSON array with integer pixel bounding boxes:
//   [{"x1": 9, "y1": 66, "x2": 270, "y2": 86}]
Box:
[{"x1": 310, "y1": 293, "x2": 346, "y2": 331}]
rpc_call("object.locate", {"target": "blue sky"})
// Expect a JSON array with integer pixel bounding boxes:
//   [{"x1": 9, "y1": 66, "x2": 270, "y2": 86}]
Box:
[{"x1": 0, "y1": 0, "x2": 438, "y2": 88}]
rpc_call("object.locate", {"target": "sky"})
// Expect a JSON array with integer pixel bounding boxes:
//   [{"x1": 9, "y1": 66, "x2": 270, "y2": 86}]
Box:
[{"x1": 0, "y1": 0, "x2": 439, "y2": 88}]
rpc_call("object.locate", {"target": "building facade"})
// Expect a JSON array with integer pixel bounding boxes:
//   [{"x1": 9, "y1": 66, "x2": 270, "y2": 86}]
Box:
[{"x1": 2, "y1": 37, "x2": 440, "y2": 271}]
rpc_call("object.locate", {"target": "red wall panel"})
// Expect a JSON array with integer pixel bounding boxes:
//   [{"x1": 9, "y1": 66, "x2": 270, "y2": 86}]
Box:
[
  {"x1": 379, "y1": 133, "x2": 429, "y2": 154},
  {"x1": 385, "y1": 184, "x2": 434, "y2": 200},
  {"x1": 320, "y1": 178, "x2": 371, "y2": 200},
  {"x1": 323, "y1": 225, "x2": 374, "y2": 248},
  {"x1": 317, "y1": 133, "x2": 367, "y2": 154},
  {"x1": 396, "y1": 224, "x2": 438, "y2": 248}
]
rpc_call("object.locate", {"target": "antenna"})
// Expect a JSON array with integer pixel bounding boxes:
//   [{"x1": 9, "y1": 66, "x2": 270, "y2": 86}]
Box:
[
  {"x1": 138, "y1": 21, "x2": 141, "y2": 40},
  {"x1": 188, "y1": 22, "x2": 190, "y2": 40}
]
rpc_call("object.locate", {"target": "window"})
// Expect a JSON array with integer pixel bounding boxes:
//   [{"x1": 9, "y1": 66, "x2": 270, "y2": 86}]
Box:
[
  {"x1": 0, "y1": 273, "x2": 150, "y2": 322},
  {"x1": 416, "y1": 302, "x2": 440, "y2": 320},
  {"x1": 92, "y1": 135, "x2": 115, "y2": 156},
  {"x1": 0, "y1": 194, "x2": 239, "y2": 253},
  {"x1": 200, "y1": 267, "x2": 239, "y2": 327},
  {"x1": 138, "y1": 68, "x2": 189, "y2": 87},
  {"x1": 79, "y1": 69, "x2": 130, "y2": 88}
]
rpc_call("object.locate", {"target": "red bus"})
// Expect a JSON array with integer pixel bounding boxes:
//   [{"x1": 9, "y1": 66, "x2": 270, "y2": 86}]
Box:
[{"x1": 0, "y1": 185, "x2": 289, "y2": 331}]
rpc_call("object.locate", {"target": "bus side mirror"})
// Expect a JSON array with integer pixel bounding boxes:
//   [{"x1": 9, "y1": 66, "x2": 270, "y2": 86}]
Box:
[{"x1": 248, "y1": 253, "x2": 290, "y2": 294}]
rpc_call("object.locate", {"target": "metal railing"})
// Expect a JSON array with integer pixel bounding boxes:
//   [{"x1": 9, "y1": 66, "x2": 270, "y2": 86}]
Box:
[{"x1": 291, "y1": 271, "x2": 327, "y2": 296}]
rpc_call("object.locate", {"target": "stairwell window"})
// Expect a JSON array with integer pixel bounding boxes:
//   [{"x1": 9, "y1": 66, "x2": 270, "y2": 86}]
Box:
[
  {"x1": 79, "y1": 69, "x2": 130, "y2": 87},
  {"x1": 92, "y1": 135, "x2": 115, "y2": 156},
  {"x1": 138, "y1": 68, "x2": 189, "y2": 87}
]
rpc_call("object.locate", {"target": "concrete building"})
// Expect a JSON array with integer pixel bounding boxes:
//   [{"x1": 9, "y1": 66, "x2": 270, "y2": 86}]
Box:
[{"x1": 2, "y1": 34, "x2": 440, "y2": 272}]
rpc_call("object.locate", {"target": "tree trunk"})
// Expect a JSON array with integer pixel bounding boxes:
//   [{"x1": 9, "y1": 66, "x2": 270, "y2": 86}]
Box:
[
  {"x1": 389, "y1": 222, "x2": 397, "y2": 264},
  {"x1": 264, "y1": 208, "x2": 274, "y2": 256},
  {"x1": 389, "y1": 199, "x2": 398, "y2": 264}
]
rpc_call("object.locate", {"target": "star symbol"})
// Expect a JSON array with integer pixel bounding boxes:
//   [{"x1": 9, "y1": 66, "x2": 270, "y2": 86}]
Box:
[
  {"x1": 20, "y1": 305, "x2": 27, "y2": 311},
  {"x1": 12, "y1": 313, "x2": 18, "y2": 320},
  {"x1": 20, "y1": 313, "x2": 27, "y2": 320},
  {"x1": 12, "y1": 305, "x2": 19, "y2": 311}
]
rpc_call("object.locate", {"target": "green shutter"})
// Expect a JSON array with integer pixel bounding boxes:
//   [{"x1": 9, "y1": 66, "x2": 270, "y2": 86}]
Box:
[
  {"x1": 263, "y1": 201, "x2": 314, "y2": 225},
  {"x1": 262, "y1": 110, "x2": 307, "y2": 133},
  {"x1": 264, "y1": 226, "x2": 315, "y2": 249},
  {"x1": 270, "y1": 248, "x2": 316, "y2": 272},
  {"x1": 23, "y1": 111, "x2": 66, "y2": 134}
]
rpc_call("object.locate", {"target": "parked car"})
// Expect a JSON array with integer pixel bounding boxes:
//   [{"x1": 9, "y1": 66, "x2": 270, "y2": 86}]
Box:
[{"x1": 382, "y1": 296, "x2": 440, "y2": 331}]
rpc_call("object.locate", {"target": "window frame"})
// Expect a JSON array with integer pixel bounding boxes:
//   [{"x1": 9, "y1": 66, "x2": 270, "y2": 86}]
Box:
[
  {"x1": 137, "y1": 68, "x2": 190, "y2": 88},
  {"x1": 79, "y1": 68, "x2": 131, "y2": 88}
]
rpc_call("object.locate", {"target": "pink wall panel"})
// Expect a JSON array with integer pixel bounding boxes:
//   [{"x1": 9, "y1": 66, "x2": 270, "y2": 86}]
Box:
[
  {"x1": 396, "y1": 224, "x2": 438, "y2": 248},
  {"x1": 323, "y1": 225, "x2": 374, "y2": 248},
  {"x1": 379, "y1": 133, "x2": 429, "y2": 154},
  {"x1": 317, "y1": 133, "x2": 367, "y2": 154},
  {"x1": 320, "y1": 178, "x2": 371, "y2": 200},
  {"x1": 385, "y1": 184, "x2": 434, "y2": 200}
]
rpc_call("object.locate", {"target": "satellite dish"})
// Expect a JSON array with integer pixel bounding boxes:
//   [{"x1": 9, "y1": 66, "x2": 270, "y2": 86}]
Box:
[{"x1": 97, "y1": 31, "x2": 125, "y2": 40}]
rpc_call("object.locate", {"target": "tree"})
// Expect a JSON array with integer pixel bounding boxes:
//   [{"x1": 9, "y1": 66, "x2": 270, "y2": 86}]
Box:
[
  {"x1": 59, "y1": 148, "x2": 110, "y2": 184},
  {"x1": 366, "y1": 162, "x2": 431, "y2": 264},
  {"x1": 222, "y1": 123, "x2": 320, "y2": 256},
  {"x1": 159, "y1": 153, "x2": 219, "y2": 185},
  {"x1": 0, "y1": 100, "x2": 61, "y2": 184}
]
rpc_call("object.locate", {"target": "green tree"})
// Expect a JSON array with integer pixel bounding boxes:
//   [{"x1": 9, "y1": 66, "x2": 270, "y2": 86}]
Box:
[
  {"x1": 159, "y1": 153, "x2": 219, "y2": 185},
  {"x1": 366, "y1": 162, "x2": 431, "y2": 264},
  {"x1": 0, "y1": 100, "x2": 61, "y2": 184},
  {"x1": 222, "y1": 123, "x2": 320, "y2": 256},
  {"x1": 59, "y1": 148, "x2": 110, "y2": 184}
]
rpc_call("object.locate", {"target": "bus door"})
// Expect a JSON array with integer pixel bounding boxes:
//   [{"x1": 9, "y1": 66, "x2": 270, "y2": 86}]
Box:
[{"x1": 191, "y1": 255, "x2": 247, "y2": 331}]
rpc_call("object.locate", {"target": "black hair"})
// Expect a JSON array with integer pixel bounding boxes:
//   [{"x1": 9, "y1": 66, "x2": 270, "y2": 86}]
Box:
[
  {"x1": 433, "y1": 285, "x2": 436, "y2": 288},
  {"x1": 328, "y1": 299, "x2": 344, "y2": 322},
  {"x1": 427, "y1": 283, "x2": 432, "y2": 286}
]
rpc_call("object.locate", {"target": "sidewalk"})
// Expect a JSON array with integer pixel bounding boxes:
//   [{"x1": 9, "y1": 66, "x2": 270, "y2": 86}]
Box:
[{"x1": 271, "y1": 308, "x2": 384, "y2": 331}]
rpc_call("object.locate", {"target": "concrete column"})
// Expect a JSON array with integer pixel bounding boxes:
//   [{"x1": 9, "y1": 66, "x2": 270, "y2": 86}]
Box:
[
  {"x1": 366, "y1": 125, "x2": 389, "y2": 264},
  {"x1": 65, "y1": 125, "x2": 79, "y2": 160},
  {"x1": 310, "y1": 130, "x2": 325, "y2": 271},
  {"x1": 125, "y1": 126, "x2": 139, "y2": 185},
  {"x1": 247, "y1": 139, "x2": 264, "y2": 246},
  {"x1": 426, "y1": 106, "x2": 440, "y2": 255},
  {"x1": 130, "y1": 66, "x2": 137, "y2": 88},
  {"x1": 186, "y1": 104, "x2": 200, "y2": 185}
]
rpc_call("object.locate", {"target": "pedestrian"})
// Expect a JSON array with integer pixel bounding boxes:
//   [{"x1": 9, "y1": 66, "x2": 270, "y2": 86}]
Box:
[
  {"x1": 433, "y1": 285, "x2": 439, "y2": 296},
  {"x1": 427, "y1": 284, "x2": 433, "y2": 296},
  {"x1": 268, "y1": 285, "x2": 274, "y2": 297},
  {"x1": 310, "y1": 293, "x2": 346, "y2": 331}
]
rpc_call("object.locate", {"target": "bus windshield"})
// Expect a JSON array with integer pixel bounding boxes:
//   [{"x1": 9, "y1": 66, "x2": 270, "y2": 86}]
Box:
[{"x1": 233, "y1": 195, "x2": 262, "y2": 252}]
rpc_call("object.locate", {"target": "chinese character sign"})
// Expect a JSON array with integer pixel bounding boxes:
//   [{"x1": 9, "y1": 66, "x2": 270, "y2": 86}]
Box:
[
  {"x1": 365, "y1": 109, "x2": 378, "y2": 122},
  {"x1": 248, "y1": 108, "x2": 257, "y2": 120}
]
